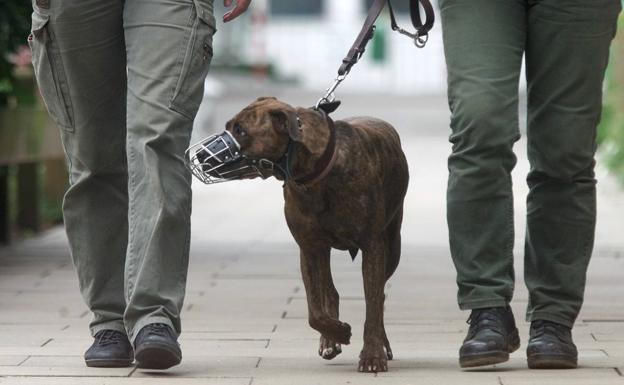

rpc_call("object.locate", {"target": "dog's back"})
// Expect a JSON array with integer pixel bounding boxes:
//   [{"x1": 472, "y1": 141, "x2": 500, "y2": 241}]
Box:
[
  {"x1": 337, "y1": 116, "x2": 409, "y2": 220},
  {"x1": 339, "y1": 116, "x2": 408, "y2": 275},
  {"x1": 341, "y1": 116, "x2": 406, "y2": 175}
]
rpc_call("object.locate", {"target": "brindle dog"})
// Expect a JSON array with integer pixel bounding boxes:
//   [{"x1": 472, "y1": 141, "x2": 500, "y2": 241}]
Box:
[{"x1": 225, "y1": 97, "x2": 408, "y2": 373}]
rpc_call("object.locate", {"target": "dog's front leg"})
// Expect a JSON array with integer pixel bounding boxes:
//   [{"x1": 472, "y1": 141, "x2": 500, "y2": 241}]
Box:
[
  {"x1": 359, "y1": 238, "x2": 388, "y2": 373},
  {"x1": 299, "y1": 245, "x2": 352, "y2": 345},
  {"x1": 318, "y1": 250, "x2": 342, "y2": 360}
]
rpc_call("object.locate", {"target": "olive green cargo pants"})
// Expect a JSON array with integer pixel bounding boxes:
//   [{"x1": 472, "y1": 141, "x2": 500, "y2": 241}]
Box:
[
  {"x1": 441, "y1": 0, "x2": 621, "y2": 327},
  {"x1": 29, "y1": 0, "x2": 215, "y2": 342}
]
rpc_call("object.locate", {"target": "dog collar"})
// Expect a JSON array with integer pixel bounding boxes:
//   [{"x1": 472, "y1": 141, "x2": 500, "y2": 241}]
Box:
[
  {"x1": 291, "y1": 112, "x2": 337, "y2": 186},
  {"x1": 270, "y1": 110, "x2": 337, "y2": 186}
]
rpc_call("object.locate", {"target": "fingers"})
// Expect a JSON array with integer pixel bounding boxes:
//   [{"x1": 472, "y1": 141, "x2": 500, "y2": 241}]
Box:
[{"x1": 223, "y1": 0, "x2": 251, "y2": 22}]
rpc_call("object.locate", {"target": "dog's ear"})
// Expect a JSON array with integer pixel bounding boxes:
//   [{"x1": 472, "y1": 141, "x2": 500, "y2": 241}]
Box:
[{"x1": 269, "y1": 109, "x2": 301, "y2": 142}]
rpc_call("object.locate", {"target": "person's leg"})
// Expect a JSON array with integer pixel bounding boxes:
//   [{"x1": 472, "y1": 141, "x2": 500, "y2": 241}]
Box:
[
  {"x1": 524, "y1": 0, "x2": 621, "y2": 329},
  {"x1": 441, "y1": 0, "x2": 525, "y2": 311},
  {"x1": 29, "y1": 0, "x2": 132, "y2": 367},
  {"x1": 440, "y1": 0, "x2": 527, "y2": 368},
  {"x1": 29, "y1": 0, "x2": 128, "y2": 336},
  {"x1": 523, "y1": 0, "x2": 621, "y2": 368},
  {"x1": 122, "y1": 0, "x2": 216, "y2": 346}
]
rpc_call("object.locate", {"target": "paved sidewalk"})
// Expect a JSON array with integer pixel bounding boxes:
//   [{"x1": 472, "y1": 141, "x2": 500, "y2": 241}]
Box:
[{"x1": 1, "y1": 86, "x2": 623, "y2": 384}]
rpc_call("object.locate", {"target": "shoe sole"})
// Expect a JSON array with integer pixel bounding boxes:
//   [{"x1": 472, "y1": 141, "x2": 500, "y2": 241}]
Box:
[
  {"x1": 460, "y1": 350, "x2": 510, "y2": 368},
  {"x1": 135, "y1": 342, "x2": 181, "y2": 370},
  {"x1": 85, "y1": 358, "x2": 133, "y2": 368},
  {"x1": 459, "y1": 328, "x2": 521, "y2": 368},
  {"x1": 527, "y1": 353, "x2": 577, "y2": 369}
]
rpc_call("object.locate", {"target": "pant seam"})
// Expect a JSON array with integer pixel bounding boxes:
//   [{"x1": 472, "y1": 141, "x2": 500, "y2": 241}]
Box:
[{"x1": 125, "y1": 132, "x2": 137, "y2": 302}]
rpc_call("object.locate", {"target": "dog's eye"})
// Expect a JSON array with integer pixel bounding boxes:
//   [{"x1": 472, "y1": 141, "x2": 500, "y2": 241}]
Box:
[{"x1": 234, "y1": 124, "x2": 246, "y2": 137}]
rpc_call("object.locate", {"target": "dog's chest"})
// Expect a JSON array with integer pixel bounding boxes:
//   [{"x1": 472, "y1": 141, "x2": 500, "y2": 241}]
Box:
[{"x1": 284, "y1": 186, "x2": 375, "y2": 248}]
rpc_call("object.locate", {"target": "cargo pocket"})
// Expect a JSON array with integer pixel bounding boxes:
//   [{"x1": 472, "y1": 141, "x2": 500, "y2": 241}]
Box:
[
  {"x1": 28, "y1": 10, "x2": 75, "y2": 132},
  {"x1": 168, "y1": 0, "x2": 217, "y2": 120}
]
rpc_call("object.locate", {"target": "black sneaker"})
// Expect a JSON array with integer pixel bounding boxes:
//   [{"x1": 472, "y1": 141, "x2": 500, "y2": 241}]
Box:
[
  {"x1": 527, "y1": 320, "x2": 577, "y2": 369},
  {"x1": 134, "y1": 323, "x2": 182, "y2": 370},
  {"x1": 459, "y1": 306, "x2": 520, "y2": 368},
  {"x1": 84, "y1": 329, "x2": 134, "y2": 367}
]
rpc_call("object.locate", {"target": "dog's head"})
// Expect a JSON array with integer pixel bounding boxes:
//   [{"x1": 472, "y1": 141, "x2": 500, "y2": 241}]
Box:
[
  {"x1": 189, "y1": 97, "x2": 331, "y2": 183},
  {"x1": 221, "y1": 97, "x2": 302, "y2": 179}
]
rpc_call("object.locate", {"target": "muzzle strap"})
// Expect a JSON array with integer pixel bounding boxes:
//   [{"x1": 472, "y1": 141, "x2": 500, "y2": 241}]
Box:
[{"x1": 269, "y1": 140, "x2": 297, "y2": 181}]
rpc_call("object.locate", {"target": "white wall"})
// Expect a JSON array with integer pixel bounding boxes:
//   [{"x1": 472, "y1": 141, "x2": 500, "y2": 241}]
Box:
[{"x1": 213, "y1": 0, "x2": 448, "y2": 95}]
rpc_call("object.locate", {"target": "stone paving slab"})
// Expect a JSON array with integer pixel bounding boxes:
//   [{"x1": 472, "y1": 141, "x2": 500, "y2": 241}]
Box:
[
  {"x1": 0, "y1": 356, "x2": 28, "y2": 366},
  {"x1": 131, "y1": 357, "x2": 260, "y2": 378},
  {"x1": 0, "y1": 364, "x2": 134, "y2": 377},
  {"x1": 0, "y1": 378, "x2": 252, "y2": 385},
  {"x1": 500, "y1": 379, "x2": 624, "y2": 385},
  {"x1": 1, "y1": 91, "x2": 624, "y2": 385}
]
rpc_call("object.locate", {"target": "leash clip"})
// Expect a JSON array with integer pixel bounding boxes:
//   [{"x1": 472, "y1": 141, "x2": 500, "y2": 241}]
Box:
[
  {"x1": 393, "y1": 26, "x2": 429, "y2": 48},
  {"x1": 414, "y1": 33, "x2": 428, "y2": 48},
  {"x1": 315, "y1": 73, "x2": 347, "y2": 110}
]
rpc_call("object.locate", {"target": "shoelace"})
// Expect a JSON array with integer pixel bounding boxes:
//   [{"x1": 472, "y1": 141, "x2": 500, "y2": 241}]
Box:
[
  {"x1": 466, "y1": 308, "x2": 504, "y2": 338},
  {"x1": 531, "y1": 320, "x2": 568, "y2": 339},
  {"x1": 145, "y1": 323, "x2": 171, "y2": 338},
  {"x1": 96, "y1": 330, "x2": 127, "y2": 347}
]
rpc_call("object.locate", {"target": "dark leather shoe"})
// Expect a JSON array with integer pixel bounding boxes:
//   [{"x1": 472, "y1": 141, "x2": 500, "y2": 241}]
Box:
[
  {"x1": 459, "y1": 306, "x2": 520, "y2": 368},
  {"x1": 527, "y1": 320, "x2": 577, "y2": 369},
  {"x1": 84, "y1": 329, "x2": 134, "y2": 367},
  {"x1": 134, "y1": 323, "x2": 182, "y2": 370}
]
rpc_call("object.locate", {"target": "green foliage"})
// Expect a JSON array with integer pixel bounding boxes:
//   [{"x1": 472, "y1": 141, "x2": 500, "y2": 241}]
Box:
[
  {"x1": 0, "y1": 0, "x2": 33, "y2": 107},
  {"x1": 597, "y1": 12, "x2": 624, "y2": 184}
]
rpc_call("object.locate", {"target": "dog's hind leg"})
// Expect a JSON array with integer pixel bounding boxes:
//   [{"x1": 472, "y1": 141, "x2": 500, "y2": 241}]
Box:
[
  {"x1": 384, "y1": 208, "x2": 403, "y2": 280},
  {"x1": 299, "y1": 245, "x2": 352, "y2": 346},
  {"x1": 381, "y1": 208, "x2": 403, "y2": 361},
  {"x1": 381, "y1": 301, "x2": 393, "y2": 361},
  {"x1": 358, "y1": 237, "x2": 389, "y2": 373}
]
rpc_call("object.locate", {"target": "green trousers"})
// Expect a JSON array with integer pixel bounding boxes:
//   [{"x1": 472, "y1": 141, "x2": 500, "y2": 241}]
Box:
[
  {"x1": 29, "y1": 0, "x2": 215, "y2": 342},
  {"x1": 441, "y1": 0, "x2": 621, "y2": 327}
]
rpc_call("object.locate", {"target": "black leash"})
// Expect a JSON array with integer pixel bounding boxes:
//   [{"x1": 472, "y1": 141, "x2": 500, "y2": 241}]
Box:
[
  {"x1": 316, "y1": 0, "x2": 435, "y2": 111},
  {"x1": 388, "y1": 0, "x2": 435, "y2": 48}
]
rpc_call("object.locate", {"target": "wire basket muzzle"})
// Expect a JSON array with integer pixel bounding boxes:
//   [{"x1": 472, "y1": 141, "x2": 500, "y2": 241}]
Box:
[{"x1": 186, "y1": 130, "x2": 262, "y2": 184}]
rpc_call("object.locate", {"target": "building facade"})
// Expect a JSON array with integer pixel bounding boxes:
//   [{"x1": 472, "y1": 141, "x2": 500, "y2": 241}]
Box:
[{"x1": 212, "y1": 0, "x2": 447, "y2": 95}]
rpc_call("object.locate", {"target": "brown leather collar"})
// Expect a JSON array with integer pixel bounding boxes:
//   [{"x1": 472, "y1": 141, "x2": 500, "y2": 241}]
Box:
[{"x1": 292, "y1": 113, "x2": 337, "y2": 186}]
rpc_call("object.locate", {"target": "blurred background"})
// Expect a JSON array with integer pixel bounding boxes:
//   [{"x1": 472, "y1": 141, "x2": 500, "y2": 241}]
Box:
[
  {"x1": 0, "y1": 0, "x2": 622, "y2": 246},
  {"x1": 1, "y1": 2, "x2": 623, "y2": 382}
]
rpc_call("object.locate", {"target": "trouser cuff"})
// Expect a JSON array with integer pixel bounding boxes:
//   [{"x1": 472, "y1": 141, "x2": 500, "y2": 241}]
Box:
[
  {"x1": 527, "y1": 311, "x2": 575, "y2": 329},
  {"x1": 459, "y1": 298, "x2": 509, "y2": 310},
  {"x1": 90, "y1": 319, "x2": 127, "y2": 338}
]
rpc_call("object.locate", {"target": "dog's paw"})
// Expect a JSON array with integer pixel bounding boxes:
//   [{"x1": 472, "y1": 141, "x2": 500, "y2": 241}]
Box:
[
  {"x1": 384, "y1": 336, "x2": 393, "y2": 360},
  {"x1": 358, "y1": 346, "x2": 388, "y2": 373},
  {"x1": 310, "y1": 318, "x2": 351, "y2": 345},
  {"x1": 327, "y1": 321, "x2": 351, "y2": 345},
  {"x1": 318, "y1": 336, "x2": 342, "y2": 360}
]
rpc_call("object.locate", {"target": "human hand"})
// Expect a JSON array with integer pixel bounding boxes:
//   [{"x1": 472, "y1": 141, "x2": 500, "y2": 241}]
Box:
[{"x1": 223, "y1": 0, "x2": 252, "y2": 22}]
